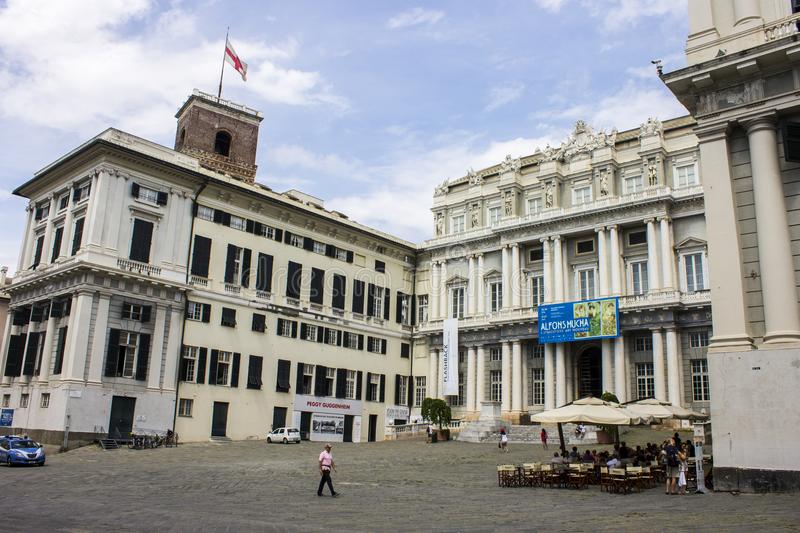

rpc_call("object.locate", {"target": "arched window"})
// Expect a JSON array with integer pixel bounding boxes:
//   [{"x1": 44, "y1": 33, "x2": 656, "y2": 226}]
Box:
[
  {"x1": 214, "y1": 131, "x2": 232, "y2": 157},
  {"x1": 178, "y1": 128, "x2": 186, "y2": 149}
]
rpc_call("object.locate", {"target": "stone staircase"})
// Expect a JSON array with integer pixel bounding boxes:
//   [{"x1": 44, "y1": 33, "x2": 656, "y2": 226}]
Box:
[
  {"x1": 209, "y1": 436, "x2": 233, "y2": 445},
  {"x1": 99, "y1": 439, "x2": 120, "y2": 450},
  {"x1": 479, "y1": 424, "x2": 600, "y2": 445}
]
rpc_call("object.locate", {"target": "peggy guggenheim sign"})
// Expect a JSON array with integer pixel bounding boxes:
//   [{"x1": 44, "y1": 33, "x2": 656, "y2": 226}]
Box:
[{"x1": 538, "y1": 297, "x2": 620, "y2": 344}]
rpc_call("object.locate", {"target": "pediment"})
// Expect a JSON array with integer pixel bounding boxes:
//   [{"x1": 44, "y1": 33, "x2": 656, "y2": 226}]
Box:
[
  {"x1": 675, "y1": 236, "x2": 706, "y2": 249},
  {"x1": 446, "y1": 274, "x2": 468, "y2": 285},
  {"x1": 483, "y1": 268, "x2": 501, "y2": 279}
]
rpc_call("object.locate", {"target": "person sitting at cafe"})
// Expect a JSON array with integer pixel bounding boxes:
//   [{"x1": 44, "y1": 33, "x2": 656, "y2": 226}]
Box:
[
  {"x1": 569, "y1": 446, "x2": 579, "y2": 461},
  {"x1": 551, "y1": 452, "x2": 563, "y2": 465},
  {"x1": 619, "y1": 441, "x2": 632, "y2": 459},
  {"x1": 606, "y1": 454, "x2": 621, "y2": 469},
  {"x1": 582, "y1": 450, "x2": 593, "y2": 463}
]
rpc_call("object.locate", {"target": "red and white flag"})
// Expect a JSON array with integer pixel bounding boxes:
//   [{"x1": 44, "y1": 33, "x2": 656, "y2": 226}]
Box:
[{"x1": 225, "y1": 37, "x2": 248, "y2": 81}]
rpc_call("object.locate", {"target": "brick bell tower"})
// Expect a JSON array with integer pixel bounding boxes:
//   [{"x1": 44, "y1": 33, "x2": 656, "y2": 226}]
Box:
[{"x1": 174, "y1": 89, "x2": 264, "y2": 183}]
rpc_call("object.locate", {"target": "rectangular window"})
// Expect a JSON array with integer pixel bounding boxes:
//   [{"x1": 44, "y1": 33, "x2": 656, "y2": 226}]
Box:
[
  {"x1": 20, "y1": 394, "x2": 29, "y2": 408},
  {"x1": 624, "y1": 175, "x2": 643, "y2": 194},
  {"x1": 675, "y1": 164, "x2": 697, "y2": 187},
  {"x1": 375, "y1": 260, "x2": 386, "y2": 273},
  {"x1": 326, "y1": 328, "x2": 338, "y2": 346},
  {"x1": 414, "y1": 376, "x2": 427, "y2": 406},
  {"x1": 259, "y1": 224, "x2": 275, "y2": 239},
  {"x1": 136, "y1": 185, "x2": 161, "y2": 205},
  {"x1": 310, "y1": 268, "x2": 325, "y2": 305},
  {"x1": 367, "y1": 373, "x2": 380, "y2": 402},
  {"x1": 247, "y1": 355, "x2": 263, "y2": 390},
  {"x1": 634, "y1": 336, "x2": 653, "y2": 352},
  {"x1": 1, "y1": 394, "x2": 9, "y2": 408},
  {"x1": 636, "y1": 363, "x2": 655, "y2": 399},
  {"x1": 301, "y1": 364, "x2": 314, "y2": 395},
  {"x1": 451, "y1": 215, "x2": 465, "y2": 233},
  {"x1": 197, "y1": 205, "x2": 215, "y2": 221},
  {"x1": 58, "y1": 194, "x2": 69, "y2": 211},
  {"x1": 490, "y1": 281, "x2": 503, "y2": 312},
  {"x1": 313, "y1": 241, "x2": 327, "y2": 255},
  {"x1": 368, "y1": 337, "x2": 383, "y2": 354},
  {"x1": 221, "y1": 307, "x2": 236, "y2": 328},
  {"x1": 530, "y1": 368, "x2": 545, "y2": 406},
  {"x1": 400, "y1": 293, "x2": 411, "y2": 325},
  {"x1": 689, "y1": 331, "x2": 709, "y2": 348},
  {"x1": 50, "y1": 225, "x2": 64, "y2": 262},
  {"x1": 684, "y1": 253, "x2": 705, "y2": 292},
  {"x1": 129, "y1": 219, "x2": 154, "y2": 263},
  {"x1": 398, "y1": 375, "x2": 409, "y2": 406},
  {"x1": 344, "y1": 332, "x2": 361, "y2": 350},
  {"x1": 530, "y1": 343, "x2": 544, "y2": 359},
  {"x1": 531, "y1": 276, "x2": 544, "y2": 306},
  {"x1": 40, "y1": 393, "x2": 50, "y2": 408},
  {"x1": 576, "y1": 239, "x2": 595, "y2": 254},
  {"x1": 286, "y1": 261, "x2": 302, "y2": 299},
  {"x1": 31, "y1": 233, "x2": 44, "y2": 268},
  {"x1": 488, "y1": 206, "x2": 502, "y2": 226},
  {"x1": 325, "y1": 367, "x2": 336, "y2": 397},
  {"x1": 178, "y1": 398, "x2": 193, "y2": 417},
  {"x1": 490, "y1": 347, "x2": 502, "y2": 361},
  {"x1": 117, "y1": 332, "x2": 139, "y2": 378},
  {"x1": 229, "y1": 215, "x2": 246, "y2": 231},
  {"x1": 631, "y1": 261, "x2": 649, "y2": 295},
  {"x1": 628, "y1": 230, "x2": 647, "y2": 246},
  {"x1": 373, "y1": 286, "x2": 385, "y2": 318},
  {"x1": 289, "y1": 234, "x2": 304, "y2": 248},
  {"x1": 572, "y1": 185, "x2": 592, "y2": 205},
  {"x1": 450, "y1": 286, "x2": 465, "y2": 319},
  {"x1": 304, "y1": 324, "x2": 318, "y2": 342},
  {"x1": 278, "y1": 318, "x2": 296, "y2": 337},
  {"x1": 691, "y1": 359, "x2": 710, "y2": 402},
  {"x1": 529, "y1": 247, "x2": 543, "y2": 262},
  {"x1": 335, "y1": 248, "x2": 348, "y2": 261},
  {"x1": 121, "y1": 302, "x2": 143, "y2": 321},
  {"x1": 578, "y1": 269, "x2": 596, "y2": 300},
  {"x1": 252, "y1": 313, "x2": 266, "y2": 333},
  {"x1": 71, "y1": 217, "x2": 84, "y2": 255},
  {"x1": 182, "y1": 346, "x2": 198, "y2": 382},
  {"x1": 276, "y1": 359, "x2": 291, "y2": 392},
  {"x1": 417, "y1": 295, "x2": 428, "y2": 324},
  {"x1": 186, "y1": 301, "x2": 206, "y2": 322},
  {"x1": 332, "y1": 274, "x2": 346, "y2": 310},
  {"x1": 490, "y1": 370, "x2": 502, "y2": 402},
  {"x1": 74, "y1": 182, "x2": 91, "y2": 203},
  {"x1": 527, "y1": 197, "x2": 542, "y2": 214},
  {"x1": 216, "y1": 351, "x2": 232, "y2": 386},
  {"x1": 346, "y1": 370, "x2": 357, "y2": 399}
]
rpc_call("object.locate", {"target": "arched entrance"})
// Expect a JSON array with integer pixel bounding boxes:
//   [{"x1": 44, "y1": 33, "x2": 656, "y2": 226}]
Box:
[{"x1": 577, "y1": 346, "x2": 602, "y2": 399}]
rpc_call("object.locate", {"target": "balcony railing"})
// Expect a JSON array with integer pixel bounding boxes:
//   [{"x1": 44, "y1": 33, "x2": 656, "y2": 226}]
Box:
[
  {"x1": 189, "y1": 275, "x2": 209, "y2": 287},
  {"x1": 224, "y1": 283, "x2": 241, "y2": 295},
  {"x1": 117, "y1": 258, "x2": 161, "y2": 276},
  {"x1": 764, "y1": 12, "x2": 800, "y2": 42}
]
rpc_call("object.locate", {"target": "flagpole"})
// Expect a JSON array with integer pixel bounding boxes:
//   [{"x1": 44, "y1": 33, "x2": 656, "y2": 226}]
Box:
[{"x1": 217, "y1": 26, "x2": 229, "y2": 99}]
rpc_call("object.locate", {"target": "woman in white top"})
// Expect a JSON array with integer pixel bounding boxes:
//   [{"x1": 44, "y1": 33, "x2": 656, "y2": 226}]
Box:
[{"x1": 499, "y1": 429, "x2": 509, "y2": 453}]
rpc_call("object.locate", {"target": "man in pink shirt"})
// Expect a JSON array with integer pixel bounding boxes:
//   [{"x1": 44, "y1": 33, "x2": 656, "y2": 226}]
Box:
[{"x1": 317, "y1": 443, "x2": 338, "y2": 497}]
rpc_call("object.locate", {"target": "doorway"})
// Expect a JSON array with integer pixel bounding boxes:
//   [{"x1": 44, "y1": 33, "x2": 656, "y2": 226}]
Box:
[
  {"x1": 108, "y1": 396, "x2": 136, "y2": 440},
  {"x1": 367, "y1": 414, "x2": 378, "y2": 442},
  {"x1": 272, "y1": 406, "x2": 287, "y2": 430},
  {"x1": 300, "y1": 411, "x2": 312, "y2": 440},
  {"x1": 211, "y1": 402, "x2": 229, "y2": 437},
  {"x1": 578, "y1": 347, "x2": 602, "y2": 399},
  {"x1": 343, "y1": 415, "x2": 354, "y2": 442}
]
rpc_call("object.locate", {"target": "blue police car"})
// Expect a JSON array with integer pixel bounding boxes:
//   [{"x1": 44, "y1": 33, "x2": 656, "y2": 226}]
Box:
[{"x1": 0, "y1": 435, "x2": 46, "y2": 466}]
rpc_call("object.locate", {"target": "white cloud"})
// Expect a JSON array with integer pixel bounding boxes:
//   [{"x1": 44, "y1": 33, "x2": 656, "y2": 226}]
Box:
[
  {"x1": 533, "y1": 0, "x2": 567, "y2": 12},
  {"x1": 583, "y1": 0, "x2": 687, "y2": 32},
  {"x1": 266, "y1": 144, "x2": 372, "y2": 183},
  {"x1": 0, "y1": 0, "x2": 347, "y2": 138},
  {"x1": 387, "y1": 8, "x2": 445, "y2": 30},
  {"x1": 485, "y1": 82, "x2": 525, "y2": 112}
]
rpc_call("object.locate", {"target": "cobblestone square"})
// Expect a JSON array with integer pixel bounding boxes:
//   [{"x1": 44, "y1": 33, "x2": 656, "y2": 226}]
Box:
[{"x1": 2, "y1": 434, "x2": 799, "y2": 532}]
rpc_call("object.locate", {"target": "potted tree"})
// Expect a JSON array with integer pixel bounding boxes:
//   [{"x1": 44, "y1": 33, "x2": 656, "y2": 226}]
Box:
[
  {"x1": 421, "y1": 398, "x2": 452, "y2": 442},
  {"x1": 597, "y1": 391, "x2": 621, "y2": 444}
]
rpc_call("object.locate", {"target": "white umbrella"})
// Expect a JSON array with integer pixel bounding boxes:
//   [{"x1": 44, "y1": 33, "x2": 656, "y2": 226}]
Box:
[{"x1": 625, "y1": 398, "x2": 708, "y2": 421}]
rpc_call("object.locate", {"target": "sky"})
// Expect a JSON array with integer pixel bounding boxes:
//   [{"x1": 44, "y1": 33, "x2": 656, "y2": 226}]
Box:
[{"x1": 0, "y1": 0, "x2": 690, "y2": 275}]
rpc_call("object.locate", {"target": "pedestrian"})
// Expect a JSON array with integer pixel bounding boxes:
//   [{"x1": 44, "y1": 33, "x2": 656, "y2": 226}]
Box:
[
  {"x1": 677, "y1": 443, "x2": 689, "y2": 495},
  {"x1": 317, "y1": 443, "x2": 338, "y2": 497},
  {"x1": 664, "y1": 437, "x2": 680, "y2": 495},
  {"x1": 499, "y1": 428, "x2": 509, "y2": 452},
  {"x1": 540, "y1": 427, "x2": 548, "y2": 449},
  {"x1": 426, "y1": 424, "x2": 432, "y2": 443}
]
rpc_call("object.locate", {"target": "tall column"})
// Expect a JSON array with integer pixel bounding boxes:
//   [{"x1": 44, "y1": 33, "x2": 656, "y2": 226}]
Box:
[
  {"x1": 147, "y1": 305, "x2": 167, "y2": 390},
  {"x1": 511, "y1": 244, "x2": 521, "y2": 308},
  {"x1": 522, "y1": 349, "x2": 529, "y2": 410},
  {"x1": 37, "y1": 312, "x2": 58, "y2": 383},
  {"x1": 665, "y1": 328, "x2": 681, "y2": 406},
  {"x1": 59, "y1": 201, "x2": 75, "y2": 259},
  {"x1": 430, "y1": 261, "x2": 440, "y2": 320},
  {"x1": 609, "y1": 225, "x2": 622, "y2": 296},
  {"x1": 601, "y1": 338, "x2": 613, "y2": 394},
  {"x1": 561, "y1": 239, "x2": 570, "y2": 301},
  {"x1": 565, "y1": 351, "x2": 574, "y2": 402},
  {"x1": 476, "y1": 345, "x2": 486, "y2": 406},
  {"x1": 542, "y1": 238, "x2": 553, "y2": 303},
  {"x1": 511, "y1": 340, "x2": 522, "y2": 412},
  {"x1": 501, "y1": 245, "x2": 510, "y2": 309},
  {"x1": 467, "y1": 255, "x2": 476, "y2": 316},
  {"x1": 476, "y1": 254, "x2": 485, "y2": 314},
  {"x1": 428, "y1": 349, "x2": 438, "y2": 399},
  {"x1": 439, "y1": 260, "x2": 448, "y2": 319},
  {"x1": 597, "y1": 227, "x2": 609, "y2": 296},
  {"x1": 544, "y1": 343, "x2": 555, "y2": 410},
  {"x1": 659, "y1": 217, "x2": 676, "y2": 291},
  {"x1": 553, "y1": 236, "x2": 564, "y2": 302},
  {"x1": 652, "y1": 328, "x2": 666, "y2": 402},
  {"x1": 645, "y1": 218, "x2": 662, "y2": 291},
  {"x1": 746, "y1": 117, "x2": 800, "y2": 343},
  {"x1": 613, "y1": 336, "x2": 627, "y2": 402},
  {"x1": 466, "y1": 346, "x2": 477, "y2": 412},
  {"x1": 555, "y1": 343, "x2": 566, "y2": 406},
  {"x1": 162, "y1": 306, "x2": 182, "y2": 392},
  {"x1": 87, "y1": 294, "x2": 111, "y2": 384},
  {"x1": 17, "y1": 205, "x2": 35, "y2": 272},
  {"x1": 40, "y1": 194, "x2": 56, "y2": 266},
  {"x1": 696, "y1": 127, "x2": 752, "y2": 348},
  {"x1": 63, "y1": 292, "x2": 94, "y2": 382},
  {"x1": 501, "y1": 341, "x2": 511, "y2": 412},
  {"x1": 85, "y1": 170, "x2": 108, "y2": 247}
]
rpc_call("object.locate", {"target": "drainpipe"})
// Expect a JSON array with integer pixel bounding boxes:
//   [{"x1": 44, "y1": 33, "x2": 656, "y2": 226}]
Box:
[
  {"x1": 172, "y1": 178, "x2": 208, "y2": 433},
  {"x1": 408, "y1": 257, "x2": 418, "y2": 419}
]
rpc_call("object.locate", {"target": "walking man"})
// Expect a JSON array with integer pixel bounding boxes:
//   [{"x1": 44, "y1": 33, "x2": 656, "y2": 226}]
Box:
[
  {"x1": 540, "y1": 428, "x2": 548, "y2": 449},
  {"x1": 317, "y1": 443, "x2": 338, "y2": 497}
]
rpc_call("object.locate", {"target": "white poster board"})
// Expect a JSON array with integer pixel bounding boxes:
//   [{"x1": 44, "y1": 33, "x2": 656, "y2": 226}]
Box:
[
  {"x1": 442, "y1": 318, "x2": 459, "y2": 396},
  {"x1": 311, "y1": 413, "x2": 345, "y2": 442}
]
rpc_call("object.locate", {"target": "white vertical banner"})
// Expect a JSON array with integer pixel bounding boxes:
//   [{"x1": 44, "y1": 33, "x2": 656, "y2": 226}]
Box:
[{"x1": 442, "y1": 318, "x2": 459, "y2": 396}]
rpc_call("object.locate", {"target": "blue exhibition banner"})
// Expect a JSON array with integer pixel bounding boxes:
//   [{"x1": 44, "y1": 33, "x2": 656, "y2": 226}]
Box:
[
  {"x1": 0, "y1": 408, "x2": 13, "y2": 427},
  {"x1": 538, "y1": 297, "x2": 620, "y2": 344}
]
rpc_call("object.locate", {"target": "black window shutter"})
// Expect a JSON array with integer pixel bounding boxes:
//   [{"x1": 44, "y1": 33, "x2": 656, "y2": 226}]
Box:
[
  {"x1": 332, "y1": 274, "x2": 346, "y2": 310},
  {"x1": 317, "y1": 327, "x2": 325, "y2": 343},
  {"x1": 180, "y1": 349, "x2": 190, "y2": 381},
  {"x1": 131, "y1": 182, "x2": 140, "y2": 198},
  {"x1": 411, "y1": 296, "x2": 417, "y2": 325},
  {"x1": 201, "y1": 304, "x2": 211, "y2": 323},
  {"x1": 337, "y1": 330, "x2": 343, "y2": 346},
  {"x1": 384, "y1": 289, "x2": 390, "y2": 321},
  {"x1": 141, "y1": 306, "x2": 151, "y2": 323},
  {"x1": 129, "y1": 219, "x2": 154, "y2": 263},
  {"x1": 222, "y1": 212, "x2": 231, "y2": 226},
  {"x1": 256, "y1": 253, "x2": 274, "y2": 292},
  {"x1": 241, "y1": 248, "x2": 252, "y2": 287},
  {"x1": 135, "y1": 333, "x2": 151, "y2": 381},
  {"x1": 32, "y1": 236, "x2": 44, "y2": 268},
  {"x1": 381, "y1": 339, "x2": 387, "y2": 355},
  {"x1": 379, "y1": 374, "x2": 386, "y2": 403},
  {"x1": 375, "y1": 260, "x2": 385, "y2": 273},
  {"x1": 104, "y1": 329, "x2": 121, "y2": 377},
  {"x1": 274, "y1": 228, "x2": 283, "y2": 242},
  {"x1": 224, "y1": 244, "x2": 237, "y2": 284},
  {"x1": 53, "y1": 327, "x2": 67, "y2": 375},
  {"x1": 303, "y1": 237, "x2": 314, "y2": 251},
  {"x1": 213, "y1": 209, "x2": 224, "y2": 224},
  {"x1": 191, "y1": 235, "x2": 212, "y2": 277},
  {"x1": 71, "y1": 218, "x2": 84, "y2": 255},
  {"x1": 401, "y1": 343, "x2": 410, "y2": 359},
  {"x1": 50, "y1": 226, "x2": 64, "y2": 262},
  {"x1": 209, "y1": 350, "x2": 219, "y2": 386},
  {"x1": 300, "y1": 323, "x2": 308, "y2": 340},
  {"x1": 157, "y1": 191, "x2": 168, "y2": 206},
  {"x1": 253, "y1": 221, "x2": 263, "y2": 235},
  {"x1": 366, "y1": 284, "x2": 375, "y2": 317},
  {"x1": 352, "y1": 280, "x2": 364, "y2": 314},
  {"x1": 22, "y1": 333, "x2": 39, "y2": 376},
  {"x1": 247, "y1": 355, "x2": 263, "y2": 390},
  {"x1": 356, "y1": 371, "x2": 363, "y2": 400},
  {"x1": 291, "y1": 321, "x2": 298, "y2": 338},
  {"x1": 325, "y1": 244, "x2": 336, "y2": 258},
  {"x1": 4, "y1": 335, "x2": 25, "y2": 377},
  {"x1": 357, "y1": 334, "x2": 364, "y2": 351},
  {"x1": 296, "y1": 361, "x2": 305, "y2": 392},
  {"x1": 252, "y1": 313, "x2": 265, "y2": 333},
  {"x1": 245, "y1": 219, "x2": 255, "y2": 233},
  {"x1": 310, "y1": 268, "x2": 324, "y2": 305},
  {"x1": 366, "y1": 372, "x2": 373, "y2": 401},
  {"x1": 231, "y1": 353, "x2": 241, "y2": 387},
  {"x1": 315, "y1": 365, "x2": 327, "y2": 396},
  {"x1": 287, "y1": 261, "x2": 302, "y2": 299},
  {"x1": 336, "y1": 368, "x2": 347, "y2": 398},
  {"x1": 394, "y1": 374, "x2": 401, "y2": 405},
  {"x1": 283, "y1": 231, "x2": 293, "y2": 244},
  {"x1": 196, "y1": 348, "x2": 207, "y2": 384},
  {"x1": 72, "y1": 186, "x2": 80, "y2": 201},
  {"x1": 396, "y1": 292, "x2": 404, "y2": 324},
  {"x1": 346, "y1": 250, "x2": 354, "y2": 263},
  {"x1": 277, "y1": 359, "x2": 290, "y2": 392}
]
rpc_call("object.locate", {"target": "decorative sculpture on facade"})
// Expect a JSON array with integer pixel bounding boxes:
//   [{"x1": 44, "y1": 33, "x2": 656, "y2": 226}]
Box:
[
  {"x1": 539, "y1": 120, "x2": 617, "y2": 162},
  {"x1": 639, "y1": 117, "x2": 663, "y2": 138},
  {"x1": 434, "y1": 179, "x2": 449, "y2": 197},
  {"x1": 545, "y1": 182, "x2": 554, "y2": 208},
  {"x1": 499, "y1": 154, "x2": 521, "y2": 174},
  {"x1": 470, "y1": 203, "x2": 480, "y2": 227},
  {"x1": 435, "y1": 213, "x2": 444, "y2": 236},
  {"x1": 599, "y1": 169, "x2": 609, "y2": 196},
  {"x1": 504, "y1": 191, "x2": 513, "y2": 215},
  {"x1": 467, "y1": 168, "x2": 483, "y2": 186},
  {"x1": 647, "y1": 161, "x2": 659, "y2": 186}
]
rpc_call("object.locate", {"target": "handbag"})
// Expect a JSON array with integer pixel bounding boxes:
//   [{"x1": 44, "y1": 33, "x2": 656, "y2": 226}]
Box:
[{"x1": 678, "y1": 471, "x2": 686, "y2": 487}]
